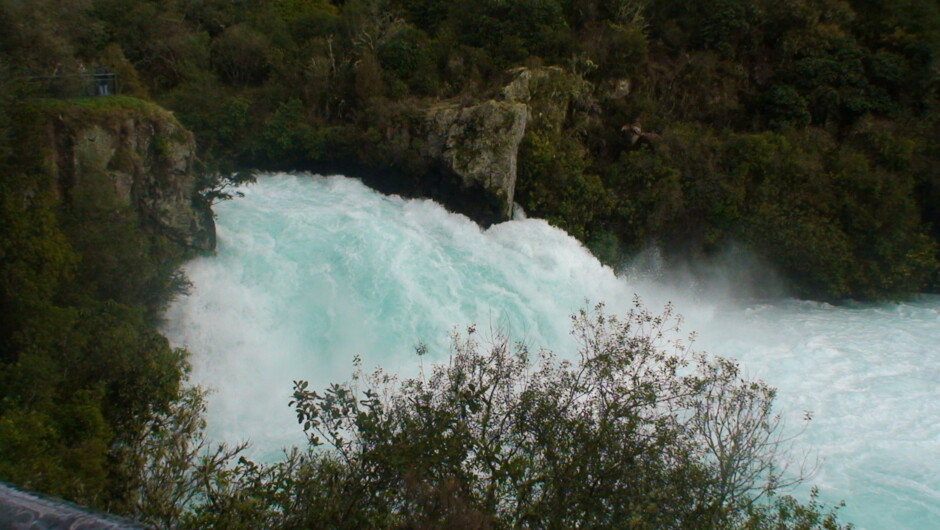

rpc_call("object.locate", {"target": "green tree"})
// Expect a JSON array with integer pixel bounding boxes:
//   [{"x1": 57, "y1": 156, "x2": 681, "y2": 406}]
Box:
[
  {"x1": 517, "y1": 130, "x2": 613, "y2": 242},
  {"x1": 211, "y1": 24, "x2": 273, "y2": 85}
]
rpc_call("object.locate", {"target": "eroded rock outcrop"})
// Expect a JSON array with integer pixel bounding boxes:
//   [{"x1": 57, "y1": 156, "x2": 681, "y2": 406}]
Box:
[
  {"x1": 371, "y1": 98, "x2": 527, "y2": 223},
  {"x1": 371, "y1": 67, "x2": 595, "y2": 224},
  {"x1": 39, "y1": 98, "x2": 215, "y2": 250},
  {"x1": 418, "y1": 100, "x2": 528, "y2": 219},
  {"x1": 501, "y1": 66, "x2": 594, "y2": 131}
]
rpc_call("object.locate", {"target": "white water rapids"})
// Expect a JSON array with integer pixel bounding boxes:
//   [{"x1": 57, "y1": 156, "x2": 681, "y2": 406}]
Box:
[{"x1": 163, "y1": 173, "x2": 940, "y2": 529}]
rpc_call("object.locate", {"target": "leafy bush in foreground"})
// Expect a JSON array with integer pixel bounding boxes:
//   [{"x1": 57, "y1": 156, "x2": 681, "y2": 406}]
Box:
[{"x1": 132, "y1": 301, "x2": 850, "y2": 529}]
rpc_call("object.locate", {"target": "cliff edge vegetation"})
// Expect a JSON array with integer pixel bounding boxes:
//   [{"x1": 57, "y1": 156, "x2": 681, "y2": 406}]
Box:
[
  {"x1": 4, "y1": 0, "x2": 936, "y2": 300},
  {"x1": 0, "y1": 90, "x2": 211, "y2": 512}
]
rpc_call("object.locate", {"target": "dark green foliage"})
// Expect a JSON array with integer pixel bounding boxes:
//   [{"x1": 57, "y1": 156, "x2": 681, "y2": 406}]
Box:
[
  {"x1": 140, "y1": 302, "x2": 850, "y2": 529},
  {"x1": 0, "y1": 176, "x2": 188, "y2": 506},
  {"x1": 583, "y1": 22, "x2": 648, "y2": 80},
  {"x1": 211, "y1": 24, "x2": 273, "y2": 85},
  {"x1": 377, "y1": 25, "x2": 439, "y2": 95},
  {"x1": 450, "y1": 0, "x2": 574, "y2": 67},
  {"x1": 517, "y1": 130, "x2": 613, "y2": 241},
  {"x1": 392, "y1": 0, "x2": 450, "y2": 33},
  {"x1": 695, "y1": 0, "x2": 760, "y2": 58},
  {"x1": 605, "y1": 147, "x2": 685, "y2": 252},
  {"x1": 600, "y1": 126, "x2": 937, "y2": 299},
  {"x1": 5, "y1": 0, "x2": 930, "y2": 300},
  {"x1": 62, "y1": 209, "x2": 188, "y2": 315},
  {"x1": 0, "y1": 174, "x2": 77, "y2": 320},
  {"x1": 764, "y1": 85, "x2": 813, "y2": 130},
  {"x1": 0, "y1": 69, "x2": 190, "y2": 514}
]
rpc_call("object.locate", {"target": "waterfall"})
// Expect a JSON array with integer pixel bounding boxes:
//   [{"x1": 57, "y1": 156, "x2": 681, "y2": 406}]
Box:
[{"x1": 164, "y1": 173, "x2": 940, "y2": 529}]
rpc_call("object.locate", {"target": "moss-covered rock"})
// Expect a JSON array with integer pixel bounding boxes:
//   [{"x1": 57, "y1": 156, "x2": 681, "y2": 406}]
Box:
[
  {"x1": 501, "y1": 66, "x2": 592, "y2": 132},
  {"x1": 26, "y1": 97, "x2": 215, "y2": 251},
  {"x1": 422, "y1": 99, "x2": 527, "y2": 219},
  {"x1": 370, "y1": 67, "x2": 593, "y2": 224},
  {"x1": 371, "y1": 96, "x2": 527, "y2": 223}
]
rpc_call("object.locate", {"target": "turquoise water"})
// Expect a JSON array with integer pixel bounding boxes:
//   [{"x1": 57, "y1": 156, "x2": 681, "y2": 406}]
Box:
[{"x1": 164, "y1": 173, "x2": 940, "y2": 529}]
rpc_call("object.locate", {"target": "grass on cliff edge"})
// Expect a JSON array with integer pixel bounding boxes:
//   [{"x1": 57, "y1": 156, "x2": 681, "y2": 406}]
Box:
[{"x1": 24, "y1": 95, "x2": 179, "y2": 124}]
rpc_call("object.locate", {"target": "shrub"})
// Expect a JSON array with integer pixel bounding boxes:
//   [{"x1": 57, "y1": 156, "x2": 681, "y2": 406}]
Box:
[{"x1": 162, "y1": 301, "x2": 848, "y2": 529}]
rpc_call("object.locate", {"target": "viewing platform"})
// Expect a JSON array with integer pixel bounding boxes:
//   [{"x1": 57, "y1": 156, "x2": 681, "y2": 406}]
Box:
[{"x1": 21, "y1": 70, "x2": 118, "y2": 99}]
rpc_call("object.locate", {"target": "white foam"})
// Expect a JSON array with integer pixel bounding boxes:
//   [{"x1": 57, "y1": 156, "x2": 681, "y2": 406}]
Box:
[{"x1": 164, "y1": 173, "x2": 940, "y2": 529}]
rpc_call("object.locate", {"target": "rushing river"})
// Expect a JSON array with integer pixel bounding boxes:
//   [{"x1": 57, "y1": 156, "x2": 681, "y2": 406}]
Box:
[{"x1": 164, "y1": 173, "x2": 940, "y2": 529}]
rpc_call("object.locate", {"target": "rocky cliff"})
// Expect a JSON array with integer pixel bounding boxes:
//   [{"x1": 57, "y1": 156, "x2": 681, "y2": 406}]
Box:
[
  {"x1": 418, "y1": 99, "x2": 528, "y2": 219},
  {"x1": 369, "y1": 97, "x2": 527, "y2": 224},
  {"x1": 367, "y1": 67, "x2": 588, "y2": 224},
  {"x1": 501, "y1": 66, "x2": 592, "y2": 130},
  {"x1": 32, "y1": 97, "x2": 215, "y2": 251}
]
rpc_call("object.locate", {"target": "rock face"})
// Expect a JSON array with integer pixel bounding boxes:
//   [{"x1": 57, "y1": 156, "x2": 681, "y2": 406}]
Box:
[
  {"x1": 368, "y1": 97, "x2": 528, "y2": 224},
  {"x1": 501, "y1": 66, "x2": 593, "y2": 129},
  {"x1": 372, "y1": 67, "x2": 594, "y2": 224},
  {"x1": 44, "y1": 100, "x2": 215, "y2": 251},
  {"x1": 419, "y1": 100, "x2": 528, "y2": 220}
]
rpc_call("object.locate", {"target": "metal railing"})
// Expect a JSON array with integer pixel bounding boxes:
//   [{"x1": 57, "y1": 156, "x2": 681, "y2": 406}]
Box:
[
  {"x1": 0, "y1": 482, "x2": 150, "y2": 529},
  {"x1": 21, "y1": 71, "x2": 119, "y2": 99}
]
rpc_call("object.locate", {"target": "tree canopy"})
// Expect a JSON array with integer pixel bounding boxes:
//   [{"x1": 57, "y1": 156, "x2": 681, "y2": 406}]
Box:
[{"x1": 1, "y1": 0, "x2": 938, "y2": 299}]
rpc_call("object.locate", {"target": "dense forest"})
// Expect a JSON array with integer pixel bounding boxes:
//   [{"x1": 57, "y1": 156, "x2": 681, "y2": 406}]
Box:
[
  {"x1": 1, "y1": 0, "x2": 937, "y2": 527},
  {"x1": 4, "y1": 0, "x2": 939, "y2": 299}
]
